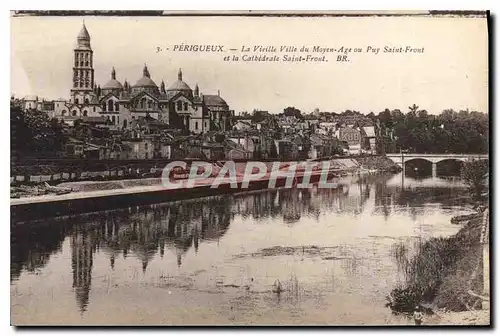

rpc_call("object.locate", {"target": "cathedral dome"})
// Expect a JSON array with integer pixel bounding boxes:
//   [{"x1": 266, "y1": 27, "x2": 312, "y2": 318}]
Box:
[
  {"x1": 102, "y1": 67, "x2": 123, "y2": 90},
  {"x1": 133, "y1": 65, "x2": 158, "y2": 88},
  {"x1": 168, "y1": 80, "x2": 192, "y2": 92},
  {"x1": 167, "y1": 69, "x2": 192, "y2": 94},
  {"x1": 134, "y1": 76, "x2": 158, "y2": 88},
  {"x1": 103, "y1": 79, "x2": 123, "y2": 90}
]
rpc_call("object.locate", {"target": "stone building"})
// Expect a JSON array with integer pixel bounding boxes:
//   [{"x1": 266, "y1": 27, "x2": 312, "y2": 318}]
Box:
[{"x1": 50, "y1": 22, "x2": 233, "y2": 133}]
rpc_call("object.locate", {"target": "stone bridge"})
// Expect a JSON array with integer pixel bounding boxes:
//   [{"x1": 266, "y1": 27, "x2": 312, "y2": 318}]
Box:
[{"x1": 386, "y1": 153, "x2": 488, "y2": 178}]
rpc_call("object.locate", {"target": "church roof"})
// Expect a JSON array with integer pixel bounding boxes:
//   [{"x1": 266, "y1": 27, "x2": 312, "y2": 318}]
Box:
[
  {"x1": 103, "y1": 79, "x2": 123, "y2": 90},
  {"x1": 78, "y1": 23, "x2": 90, "y2": 40},
  {"x1": 167, "y1": 68, "x2": 192, "y2": 94},
  {"x1": 203, "y1": 94, "x2": 227, "y2": 106},
  {"x1": 168, "y1": 80, "x2": 192, "y2": 92},
  {"x1": 102, "y1": 67, "x2": 123, "y2": 90},
  {"x1": 134, "y1": 76, "x2": 158, "y2": 88},
  {"x1": 133, "y1": 65, "x2": 158, "y2": 88}
]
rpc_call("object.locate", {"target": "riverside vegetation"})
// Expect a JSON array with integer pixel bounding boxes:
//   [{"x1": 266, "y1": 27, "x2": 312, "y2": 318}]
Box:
[{"x1": 386, "y1": 160, "x2": 489, "y2": 317}]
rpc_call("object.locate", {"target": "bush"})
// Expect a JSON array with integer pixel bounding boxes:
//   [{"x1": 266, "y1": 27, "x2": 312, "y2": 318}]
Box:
[
  {"x1": 461, "y1": 160, "x2": 489, "y2": 200},
  {"x1": 387, "y1": 217, "x2": 484, "y2": 314}
]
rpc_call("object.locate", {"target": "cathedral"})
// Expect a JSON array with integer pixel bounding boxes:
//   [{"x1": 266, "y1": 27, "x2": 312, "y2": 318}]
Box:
[{"x1": 55, "y1": 22, "x2": 233, "y2": 133}]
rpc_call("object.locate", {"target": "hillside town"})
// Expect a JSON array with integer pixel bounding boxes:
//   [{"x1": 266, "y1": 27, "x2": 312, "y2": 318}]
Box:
[
  {"x1": 10, "y1": 13, "x2": 490, "y2": 328},
  {"x1": 11, "y1": 23, "x2": 378, "y2": 163}
]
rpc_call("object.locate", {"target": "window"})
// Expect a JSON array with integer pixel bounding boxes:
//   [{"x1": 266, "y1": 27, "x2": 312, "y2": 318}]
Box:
[
  {"x1": 184, "y1": 102, "x2": 188, "y2": 111},
  {"x1": 83, "y1": 110, "x2": 88, "y2": 117},
  {"x1": 115, "y1": 102, "x2": 119, "y2": 111},
  {"x1": 102, "y1": 103, "x2": 106, "y2": 112},
  {"x1": 123, "y1": 119, "x2": 128, "y2": 128},
  {"x1": 93, "y1": 107, "x2": 96, "y2": 112},
  {"x1": 85, "y1": 61, "x2": 89, "y2": 66},
  {"x1": 195, "y1": 121, "x2": 199, "y2": 130},
  {"x1": 84, "y1": 98, "x2": 89, "y2": 104},
  {"x1": 72, "y1": 110, "x2": 77, "y2": 116},
  {"x1": 108, "y1": 100, "x2": 114, "y2": 112},
  {"x1": 75, "y1": 98, "x2": 79, "y2": 104},
  {"x1": 140, "y1": 98, "x2": 146, "y2": 109},
  {"x1": 62, "y1": 110, "x2": 67, "y2": 116},
  {"x1": 177, "y1": 101, "x2": 182, "y2": 111},
  {"x1": 117, "y1": 116, "x2": 120, "y2": 124},
  {"x1": 148, "y1": 101, "x2": 152, "y2": 109},
  {"x1": 112, "y1": 116, "x2": 116, "y2": 124}
]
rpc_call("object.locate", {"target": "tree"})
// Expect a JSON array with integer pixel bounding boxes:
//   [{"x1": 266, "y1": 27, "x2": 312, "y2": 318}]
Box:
[
  {"x1": 461, "y1": 160, "x2": 489, "y2": 200},
  {"x1": 375, "y1": 107, "x2": 488, "y2": 154},
  {"x1": 283, "y1": 106, "x2": 303, "y2": 119},
  {"x1": 408, "y1": 104, "x2": 419, "y2": 115},
  {"x1": 11, "y1": 105, "x2": 67, "y2": 155},
  {"x1": 252, "y1": 110, "x2": 268, "y2": 123}
]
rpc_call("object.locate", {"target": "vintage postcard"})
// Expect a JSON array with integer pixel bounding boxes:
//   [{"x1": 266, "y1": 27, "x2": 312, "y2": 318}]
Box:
[{"x1": 10, "y1": 11, "x2": 490, "y2": 326}]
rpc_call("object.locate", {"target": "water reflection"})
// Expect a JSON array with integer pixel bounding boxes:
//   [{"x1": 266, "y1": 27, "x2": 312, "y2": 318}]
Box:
[{"x1": 11, "y1": 173, "x2": 470, "y2": 317}]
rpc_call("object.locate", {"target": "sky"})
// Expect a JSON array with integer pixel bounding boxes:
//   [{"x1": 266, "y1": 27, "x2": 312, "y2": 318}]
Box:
[{"x1": 10, "y1": 14, "x2": 488, "y2": 115}]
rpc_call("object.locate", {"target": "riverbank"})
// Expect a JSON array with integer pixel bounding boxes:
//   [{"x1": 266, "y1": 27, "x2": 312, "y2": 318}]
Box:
[
  {"x1": 429, "y1": 309, "x2": 490, "y2": 326},
  {"x1": 10, "y1": 156, "x2": 401, "y2": 223},
  {"x1": 10, "y1": 156, "x2": 400, "y2": 197},
  {"x1": 386, "y1": 204, "x2": 490, "y2": 326}
]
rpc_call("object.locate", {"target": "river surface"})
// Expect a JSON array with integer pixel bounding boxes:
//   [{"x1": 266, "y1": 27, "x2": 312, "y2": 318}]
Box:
[{"x1": 10, "y1": 173, "x2": 475, "y2": 325}]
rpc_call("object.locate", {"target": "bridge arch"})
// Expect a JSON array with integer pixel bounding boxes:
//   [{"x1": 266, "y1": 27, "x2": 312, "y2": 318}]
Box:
[
  {"x1": 385, "y1": 153, "x2": 488, "y2": 166},
  {"x1": 435, "y1": 158, "x2": 465, "y2": 176},
  {"x1": 404, "y1": 157, "x2": 433, "y2": 165},
  {"x1": 403, "y1": 157, "x2": 468, "y2": 164},
  {"x1": 403, "y1": 158, "x2": 433, "y2": 176},
  {"x1": 385, "y1": 153, "x2": 488, "y2": 178},
  {"x1": 433, "y1": 157, "x2": 468, "y2": 164}
]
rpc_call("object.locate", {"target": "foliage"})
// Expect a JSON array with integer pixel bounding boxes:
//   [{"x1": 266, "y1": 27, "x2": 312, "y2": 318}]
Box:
[
  {"x1": 283, "y1": 106, "x2": 303, "y2": 120},
  {"x1": 375, "y1": 107, "x2": 488, "y2": 154},
  {"x1": 251, "y1": 109, "x2": 270, "y2": 123},
  {"x1": 461, "y1": 160, "x2": 489, "y2": 200},
  {"x1": 11, "y1": 105, "x2": 67, "y2": 156},
  {"x1": 387, "y1": 217, "x2": 484, "y2": 314}
]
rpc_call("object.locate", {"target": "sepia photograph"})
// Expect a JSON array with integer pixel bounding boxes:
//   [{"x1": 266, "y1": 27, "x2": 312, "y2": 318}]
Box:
[{"x1": 9, "y1": 10, "x2": 490, "y2": 326}]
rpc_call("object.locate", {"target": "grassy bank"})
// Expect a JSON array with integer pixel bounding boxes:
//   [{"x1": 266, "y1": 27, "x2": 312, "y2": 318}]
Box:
[{"x1": 387, "y1": 211, "x2": 486, "y2": 314}]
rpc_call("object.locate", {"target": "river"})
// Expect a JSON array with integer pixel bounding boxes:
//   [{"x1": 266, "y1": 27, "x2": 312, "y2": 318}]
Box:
[{"x1": 10, "y1": 173, "x2": 475, "y2": 325}]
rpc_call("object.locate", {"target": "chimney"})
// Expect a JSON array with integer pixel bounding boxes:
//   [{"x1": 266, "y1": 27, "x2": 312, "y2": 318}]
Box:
[{"x1": 217, "y1": 90, "x2": 220, "y2": 96}]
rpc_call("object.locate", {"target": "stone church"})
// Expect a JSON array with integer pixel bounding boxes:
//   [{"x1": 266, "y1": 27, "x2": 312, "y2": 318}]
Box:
[{"x1": 54, "y1": 22, "x2": 233, "y2": 134}]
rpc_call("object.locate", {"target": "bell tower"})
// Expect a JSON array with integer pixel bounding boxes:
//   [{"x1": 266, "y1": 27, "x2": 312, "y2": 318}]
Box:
[{"x1": 71, "y1": 22, "x2": 95, "y2": 104}]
